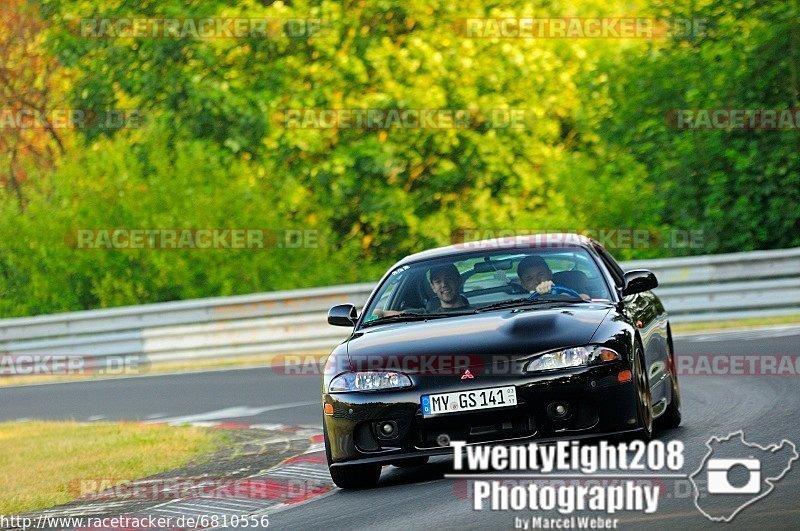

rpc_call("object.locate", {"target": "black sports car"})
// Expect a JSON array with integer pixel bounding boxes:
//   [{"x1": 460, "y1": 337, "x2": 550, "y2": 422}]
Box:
[{"x1": 322, "y1": 234, "x2": 681, "y2": 488}]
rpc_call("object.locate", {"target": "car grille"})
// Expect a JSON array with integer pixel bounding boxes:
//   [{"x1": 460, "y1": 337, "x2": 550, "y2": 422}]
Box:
[{"x1": 415, "y1": 406, "x2": 537, "y2": 447}]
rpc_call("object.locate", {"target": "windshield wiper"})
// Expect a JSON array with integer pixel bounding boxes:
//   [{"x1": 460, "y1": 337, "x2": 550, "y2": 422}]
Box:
[
  {"x1": 361, "y1": 311, "x2": 473, "y2": 327},
  {"x1": 478, "y1": 297, "x2": 586, "y2": 312}
]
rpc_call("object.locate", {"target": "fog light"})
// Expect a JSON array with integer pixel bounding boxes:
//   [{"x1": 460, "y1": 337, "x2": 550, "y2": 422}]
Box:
[
  {"x1": 375, "y1": 420, "x2": 398, "y2": 439},
  {"x1": 546, "y1": 402, "x2": 571, "y2": 420}
]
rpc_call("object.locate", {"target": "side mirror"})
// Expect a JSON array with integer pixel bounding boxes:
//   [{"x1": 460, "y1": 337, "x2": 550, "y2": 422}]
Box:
[
  {"x1": 622, "y1": 269, "x2": 658, "y2": 297},
  {"x1": 328, "y1": 304, "x2": 358, "y2": 327}
]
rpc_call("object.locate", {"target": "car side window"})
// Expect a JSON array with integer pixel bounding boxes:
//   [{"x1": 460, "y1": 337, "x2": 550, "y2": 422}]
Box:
[
  {"x1": 371, "y1": 275, "x2": 401, "y2": 311},
  {"x1": 593, "y1": 244, "x2": 624, "y2": 287}
]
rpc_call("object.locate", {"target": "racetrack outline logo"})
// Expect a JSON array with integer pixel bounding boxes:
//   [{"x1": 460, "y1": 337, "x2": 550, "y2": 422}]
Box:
[{"x1": 689, "y1": 431, "x2": 798, "y2": 522}]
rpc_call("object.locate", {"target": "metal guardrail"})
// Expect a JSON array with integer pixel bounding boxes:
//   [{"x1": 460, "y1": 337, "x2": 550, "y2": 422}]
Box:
[
  {"x1": 1, "y1": 248, "x2": 799, "y2": 369},
  {"x1": 624, "y1": 247, "x2": 800, "y2": 321}
]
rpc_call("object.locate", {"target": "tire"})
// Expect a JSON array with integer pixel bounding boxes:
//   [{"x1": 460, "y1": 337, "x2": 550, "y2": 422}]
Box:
[
  {"x1": 633, "y1": 343, "x2": 654, "y2": 441},
  {"x1": 392, "y1": 456, "x2": 429, "y2": 468},
  {"x1": 324, "y1": 422, "x2": 382, "y2": 489},
  {"x1": 658, "y1": 332, "x2": 682, "y2": 429}
]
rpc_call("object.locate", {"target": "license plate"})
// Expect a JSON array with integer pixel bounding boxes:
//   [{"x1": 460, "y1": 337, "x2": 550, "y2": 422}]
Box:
[{"x1": 421, "y1": 386, "x2": 517, "y2": 417}]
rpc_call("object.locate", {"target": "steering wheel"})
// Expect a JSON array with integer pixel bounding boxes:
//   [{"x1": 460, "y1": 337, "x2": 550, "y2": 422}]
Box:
[{"x1": 528, "y1": 285, "x2": 582, "y2": 299}]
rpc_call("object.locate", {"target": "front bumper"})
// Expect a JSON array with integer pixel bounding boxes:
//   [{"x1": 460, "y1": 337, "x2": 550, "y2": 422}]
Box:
[{"x1": 323, "y1": 363, "x2": 640, "y2": 465}]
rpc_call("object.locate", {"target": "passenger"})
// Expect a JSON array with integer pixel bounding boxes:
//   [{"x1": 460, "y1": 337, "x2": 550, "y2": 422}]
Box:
[
  {"x1": 372, "y1": 263, "x2": 469, "y2": 318},
  {"x1": 426, "y1": 264, "x2": 470, "y2": 312}
]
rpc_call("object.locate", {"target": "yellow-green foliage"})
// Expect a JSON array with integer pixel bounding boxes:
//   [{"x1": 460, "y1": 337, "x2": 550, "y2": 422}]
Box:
[{"x1": 0, "y1": 0, "x2": 797, "y2": 316}]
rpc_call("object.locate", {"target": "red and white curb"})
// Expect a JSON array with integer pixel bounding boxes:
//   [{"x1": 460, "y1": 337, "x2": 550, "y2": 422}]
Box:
[
  {"x1": 28, "y1": 422, "x2": 336, "y2": 527},
  {"x1": 142, "y1": 422, "x2": 335, "y2": 521}
]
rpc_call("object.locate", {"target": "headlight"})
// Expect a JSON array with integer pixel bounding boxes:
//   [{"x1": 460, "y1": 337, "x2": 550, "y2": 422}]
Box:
[
  {"x1": 524, "y1": 346, "x2": 620, "y2": 372},
  {"x1": 328, "y1": 371, "x2": 413, "y2": 393}
]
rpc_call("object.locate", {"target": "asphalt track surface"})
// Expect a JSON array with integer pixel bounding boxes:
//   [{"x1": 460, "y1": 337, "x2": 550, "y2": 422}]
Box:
[{"x1": 3, "y1": 326, "x2": 800, "y2": 530}]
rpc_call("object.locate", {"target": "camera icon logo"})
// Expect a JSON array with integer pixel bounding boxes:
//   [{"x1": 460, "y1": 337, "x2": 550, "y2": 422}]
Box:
[
  {"x1": 706, "y1": 457, "x2": 761, "y2": 494},
  {"x1": 690, "y1": 431, "x2": 798, "y2": 522}
]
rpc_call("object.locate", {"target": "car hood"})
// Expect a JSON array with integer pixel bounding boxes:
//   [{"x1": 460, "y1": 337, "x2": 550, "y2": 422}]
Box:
[{"x1": 347, "y1": 304, "x2": 612, "y2": 373}]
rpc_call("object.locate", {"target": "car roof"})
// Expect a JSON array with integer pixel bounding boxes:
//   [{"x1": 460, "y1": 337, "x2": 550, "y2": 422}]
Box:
[{"x1": 396, "y1": 233, "x2": 597, "y2": 266}]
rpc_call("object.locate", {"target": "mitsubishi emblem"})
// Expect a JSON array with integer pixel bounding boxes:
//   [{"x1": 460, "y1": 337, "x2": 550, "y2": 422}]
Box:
[{"x1": 461, "y1": 369, "x2": 474, "y2": 380}]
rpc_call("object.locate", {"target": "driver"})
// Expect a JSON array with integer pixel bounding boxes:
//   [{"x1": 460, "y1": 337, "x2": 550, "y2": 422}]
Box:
[
  {"x1": 517, "y1": 256, "x2": 591, "y2": 300},
  {"x1": 426, "y1": 264, "x2": 471, "y2": 312},
  {"x1": 517, "y1": 255, "x2": 555, "y2": 295}
]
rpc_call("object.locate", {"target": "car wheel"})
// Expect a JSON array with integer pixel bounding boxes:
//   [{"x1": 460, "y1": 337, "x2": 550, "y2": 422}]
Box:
[
  {"x1": 323, "y1": 422, "x2": 382, "y2": 489},
  {"x1": 658, "y1": 334, "x2": 682, "y2": 429},
  {"x1": 633, "y1": 344, "x2": 654, "y2": 441},
  {"x1": 392, "y1": 456, "x2": 429, "y2": 468}
]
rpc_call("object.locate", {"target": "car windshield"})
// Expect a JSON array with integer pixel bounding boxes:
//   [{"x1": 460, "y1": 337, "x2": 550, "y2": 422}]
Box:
[{"x1": 362, "y1": 247, "x2": 612, "y2": 325}]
